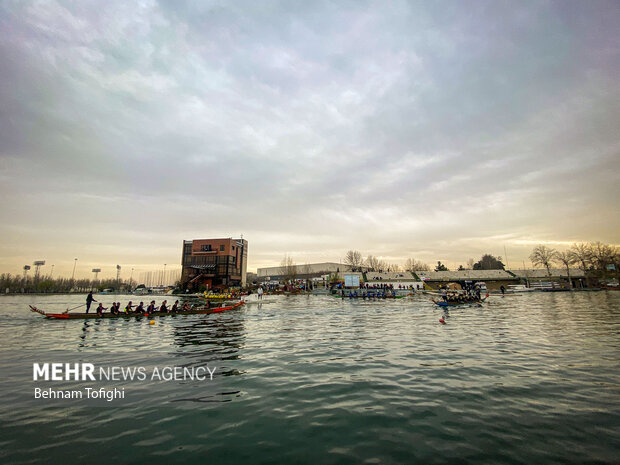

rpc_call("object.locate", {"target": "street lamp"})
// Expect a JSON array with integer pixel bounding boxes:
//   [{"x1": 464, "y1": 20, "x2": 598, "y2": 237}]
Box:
[
  {"x1": 33, "y1": 261, "x2": 45, "y2": 280},
  {"x1": 72, "y1": 258, "x2": 78, "y2": 281}
]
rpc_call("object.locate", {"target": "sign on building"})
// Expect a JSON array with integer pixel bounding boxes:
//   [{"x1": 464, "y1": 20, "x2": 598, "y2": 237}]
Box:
[{"x1": 344, "y1": 274, "x2": 360, "y2": 287}]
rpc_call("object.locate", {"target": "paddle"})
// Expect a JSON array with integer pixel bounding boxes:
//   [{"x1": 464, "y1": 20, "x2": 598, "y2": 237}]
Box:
[{"x1": 63, "y1": 303, "x2": 86, "y2": 314}]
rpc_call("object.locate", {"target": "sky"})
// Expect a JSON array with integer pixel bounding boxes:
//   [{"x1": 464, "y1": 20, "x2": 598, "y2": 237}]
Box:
[{"x1": 0, "y1": 0, "x2": 619, "y2": 279}]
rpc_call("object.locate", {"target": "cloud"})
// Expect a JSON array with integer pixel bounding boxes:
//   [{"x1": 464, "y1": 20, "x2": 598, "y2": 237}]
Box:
[{"x1": 0, "y1": 0, "x2": 619, "y2": 277}]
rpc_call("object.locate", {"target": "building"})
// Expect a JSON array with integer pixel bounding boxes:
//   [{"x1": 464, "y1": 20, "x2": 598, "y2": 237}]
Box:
[
  {"x1": 257, "y1": 262, "x2": 366, "y2": 281},
  {"x1": 415, "y1": 270, "x2": 519, "y2": 291},
  {"x1": 365, "y1": 271, "x2": 424, "y2": 290},
  {"x1": 508, "y1": 268, "x2": 586, "y2": 288},
  {"x1": 181, "y1": 238, "x2": 248, "y2": 291}
]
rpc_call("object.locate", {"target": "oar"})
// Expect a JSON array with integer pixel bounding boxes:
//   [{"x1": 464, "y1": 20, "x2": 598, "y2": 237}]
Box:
[{"x1": 64, "y1": 303, "x2": 86, "y2": 314}]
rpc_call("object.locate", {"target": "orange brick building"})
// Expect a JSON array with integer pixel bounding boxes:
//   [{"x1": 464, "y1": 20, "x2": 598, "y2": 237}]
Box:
[{"x1": 181, "y1": 238, "x2": 248, "y2": 291}]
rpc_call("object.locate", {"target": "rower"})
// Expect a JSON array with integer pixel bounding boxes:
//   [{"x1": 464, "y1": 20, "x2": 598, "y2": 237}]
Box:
[
  {"x1": 110, "y1": 302, "x2": 119, "y2": 315},
  {"x1": 96, "y1": 303, "x2": 107, "y2": 316},
  {"x1": 171, "y1": 300, "x2": 179, "y2": 312},
  {"x1": 182, "y1": 301, "x2": 191, "y2": 311},
  {"x1": 135, "y1": 301, "x2": 145, "y2": 314},
  {"x1": 124, "y1": 301, "x2": 133, "y2": 313},
  {"x1": 146, "y1": 301, "x2": 157, "y2": 315},
  {"x1": 160, "y1": 300, "x2": 169, "y2": 313}
]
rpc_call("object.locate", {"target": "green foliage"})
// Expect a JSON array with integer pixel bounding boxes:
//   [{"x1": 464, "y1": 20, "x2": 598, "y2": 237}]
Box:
[
  {"x1": 473, "y1": 254, "x2": 505, "y2": 270},
  {"x1": 435, "y1": 261, "x2": 449, "y2": 271}
]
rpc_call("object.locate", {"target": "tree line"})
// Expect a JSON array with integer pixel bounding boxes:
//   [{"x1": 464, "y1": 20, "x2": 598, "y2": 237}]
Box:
[
  {"x1": 343, "y1": 250, "x2": 430, "y2": 272},
  {"x1": 0, "y1": 274, "x2": 137, "y2": 294},
  {"x1": 342, "y1": 241, "x2": 618, "y2": 281},
  {"x1": 530, "y1": 242, "x2": 619, "y2": 286}
]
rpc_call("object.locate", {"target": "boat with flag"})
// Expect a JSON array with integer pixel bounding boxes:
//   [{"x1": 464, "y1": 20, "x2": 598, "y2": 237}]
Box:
[{"x1": 29, "y1": 301, "x2": 244, "y2": 319}]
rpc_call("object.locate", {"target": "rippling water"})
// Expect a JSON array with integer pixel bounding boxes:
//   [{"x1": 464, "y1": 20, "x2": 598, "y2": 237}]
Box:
[{"x1": 1, "y1": 292, "x2": 619, "y2": 464}]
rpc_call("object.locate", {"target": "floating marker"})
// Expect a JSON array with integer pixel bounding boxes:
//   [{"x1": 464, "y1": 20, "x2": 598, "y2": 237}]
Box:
[
  {"x1": 439, "y1": 318, "x2": 445, "y2": 324},
  {"x1": 149, "y1": 320, "x2": 155, "y2": 325}
]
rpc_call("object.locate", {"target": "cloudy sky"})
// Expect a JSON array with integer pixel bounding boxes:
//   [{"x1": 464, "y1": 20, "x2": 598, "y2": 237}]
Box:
[{"x1": 1, "y1": 0, "x2": 619, "y2": 278}]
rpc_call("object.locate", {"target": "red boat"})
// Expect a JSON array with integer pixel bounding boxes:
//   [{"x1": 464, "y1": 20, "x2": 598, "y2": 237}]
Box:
[{"x1": 29, "y1": 301, "x2": 244, "y2": 319}]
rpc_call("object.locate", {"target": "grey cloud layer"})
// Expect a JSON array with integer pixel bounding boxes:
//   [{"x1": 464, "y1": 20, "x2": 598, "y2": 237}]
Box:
[{"x1": 1, "y1": 0, "x2": 619, "y2": 274}]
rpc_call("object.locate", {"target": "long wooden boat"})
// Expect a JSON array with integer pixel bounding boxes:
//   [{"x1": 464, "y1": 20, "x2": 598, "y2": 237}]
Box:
[
  {"x1": 432, "y1": 297, "x2": 486, "y2": 307},
  {"x1": 331, "y1": 293, "x2": 406, "y2": 299},
  {"x1": 29, "y1": 301, "x2": 244, "y2": 320},
  {"x1": 203, "y1": 292, "x2": 240, "y2": 300}
]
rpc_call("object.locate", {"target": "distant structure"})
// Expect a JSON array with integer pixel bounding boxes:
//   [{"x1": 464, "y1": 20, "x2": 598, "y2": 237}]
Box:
[
  {"x1": 181, "y1": 238, "x2": 248, "y2": 291},
  {"x1": 509, "y1": 268, "x2": 586, "y2": 289},
  {"x1": 257, "y1": 262, "x2": 366, "y2": 281},
  {"x1": 416, "y1": 270, "x2": 518, "y2": 290}
]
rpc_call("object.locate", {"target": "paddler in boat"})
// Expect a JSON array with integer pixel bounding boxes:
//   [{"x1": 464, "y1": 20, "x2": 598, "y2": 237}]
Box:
[
  {"x1": 134, "y1": 301, "x2": 145, "y2": 314},
  {"x1": 110, "y1": 302, "x2": 119, "y2": 315},
  {"x1": 146, "y1": 300, "x2": 157, "y2": 315},
  {"x1": 182, "y1": 301, "x2": 191, "y2": 311},
  {"x1": 171, "y1": 300, "x2": 179, "y2": 312},
  {"x1": 160, "y1": 300, "x2": 169, "y2": 313},
  {"x1": 86, "y1": 291, "x2": 97, "y2": 313},
  {"x1": 124, "y1": 301, "x2": 134, "y2": 313}
]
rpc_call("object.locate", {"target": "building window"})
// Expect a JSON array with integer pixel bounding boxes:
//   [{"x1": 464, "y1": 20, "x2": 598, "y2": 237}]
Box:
[
  {"x1": 201, "y1": 245, "x2": 212, "y2": 252},
  {"x1": 220, "y1": 245, "x2": 225, "y2": 251}
]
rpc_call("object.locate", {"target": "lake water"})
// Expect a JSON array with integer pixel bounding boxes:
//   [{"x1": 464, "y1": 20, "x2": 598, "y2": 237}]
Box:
[{"x1": 1, "y1": 292, "x2": 619, "y2": 464}]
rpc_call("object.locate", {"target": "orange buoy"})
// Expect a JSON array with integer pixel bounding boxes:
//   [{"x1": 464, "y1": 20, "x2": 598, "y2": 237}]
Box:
[{"x1": 149, "y1": 320, "x2": 155, "y2": 325}]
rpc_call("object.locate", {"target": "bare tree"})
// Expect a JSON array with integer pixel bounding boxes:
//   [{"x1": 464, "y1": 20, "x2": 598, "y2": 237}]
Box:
[
  {"x1": 365, "y1": 255, "x2": 380, "y2": 272},
  {"x1": 302, "y1": 263, "x2": 312, "y2": 276},
  {"x1": 530, "y1": 245, "x2": 557, "y2": 276},
  {"x1": 344, "y1": 250, "x2": 364, "y2": 270},
  {"x1": 554, "y1": 251, "x2": 576, "y2": 288},
  {"x1": 569, "y1": 242, "x2": 592, "y2": 287},
  {"x1": 281, "y1": 254, "x2": 297, "y2": 282},
  {"x1": 590, "y1": 242, "x2": 615, "y2": 272},
  {"x1": 404, "y1": 258, "x2": 430, "y2": 272}
]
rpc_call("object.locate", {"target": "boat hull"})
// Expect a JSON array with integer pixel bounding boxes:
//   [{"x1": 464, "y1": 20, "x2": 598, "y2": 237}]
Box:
[
  {"x1": 432, "y1": 298, "x2": 486, "y2": 307},
  {"x1": 330, "y1": 294, "x2": 406, "y2": 299},
  {"x1": 30, "y1": 302, "x2": 244, "y2": 320}
]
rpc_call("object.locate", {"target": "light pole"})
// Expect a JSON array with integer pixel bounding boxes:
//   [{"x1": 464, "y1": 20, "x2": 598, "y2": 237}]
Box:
[
  {"x1": 72, "y1": 258, "x2": 78, "y2": 281},
  {"x1": 33, "y1": 261, "x2": 45, "y2": 280},
  {"x1": 92, "y1": 269, "x2": 101, "y2": 290}
]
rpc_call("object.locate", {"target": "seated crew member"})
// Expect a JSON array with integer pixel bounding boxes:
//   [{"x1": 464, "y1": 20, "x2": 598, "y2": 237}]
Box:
[
  {"x1": 96, "y1": 303, "x2": 107, "y2": 316},
  {"x1": 146, "y1": 301, "x2": 157, "y2": 315},
  {"x1": 182, "y1": 301, "x2": 191, "y2": 311},
  {"x1": 124, "y1": 301, "x2": 133, "y2": 313},
  {"x1": 134, "y1": 301, "x2": 145, "y2": 314},
  {"x1": 171, "y1": 300, "x2": 179, "y2": 312},
  {"x1": 160, "y1": 300, "x2": 169, "y2": 313}
]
